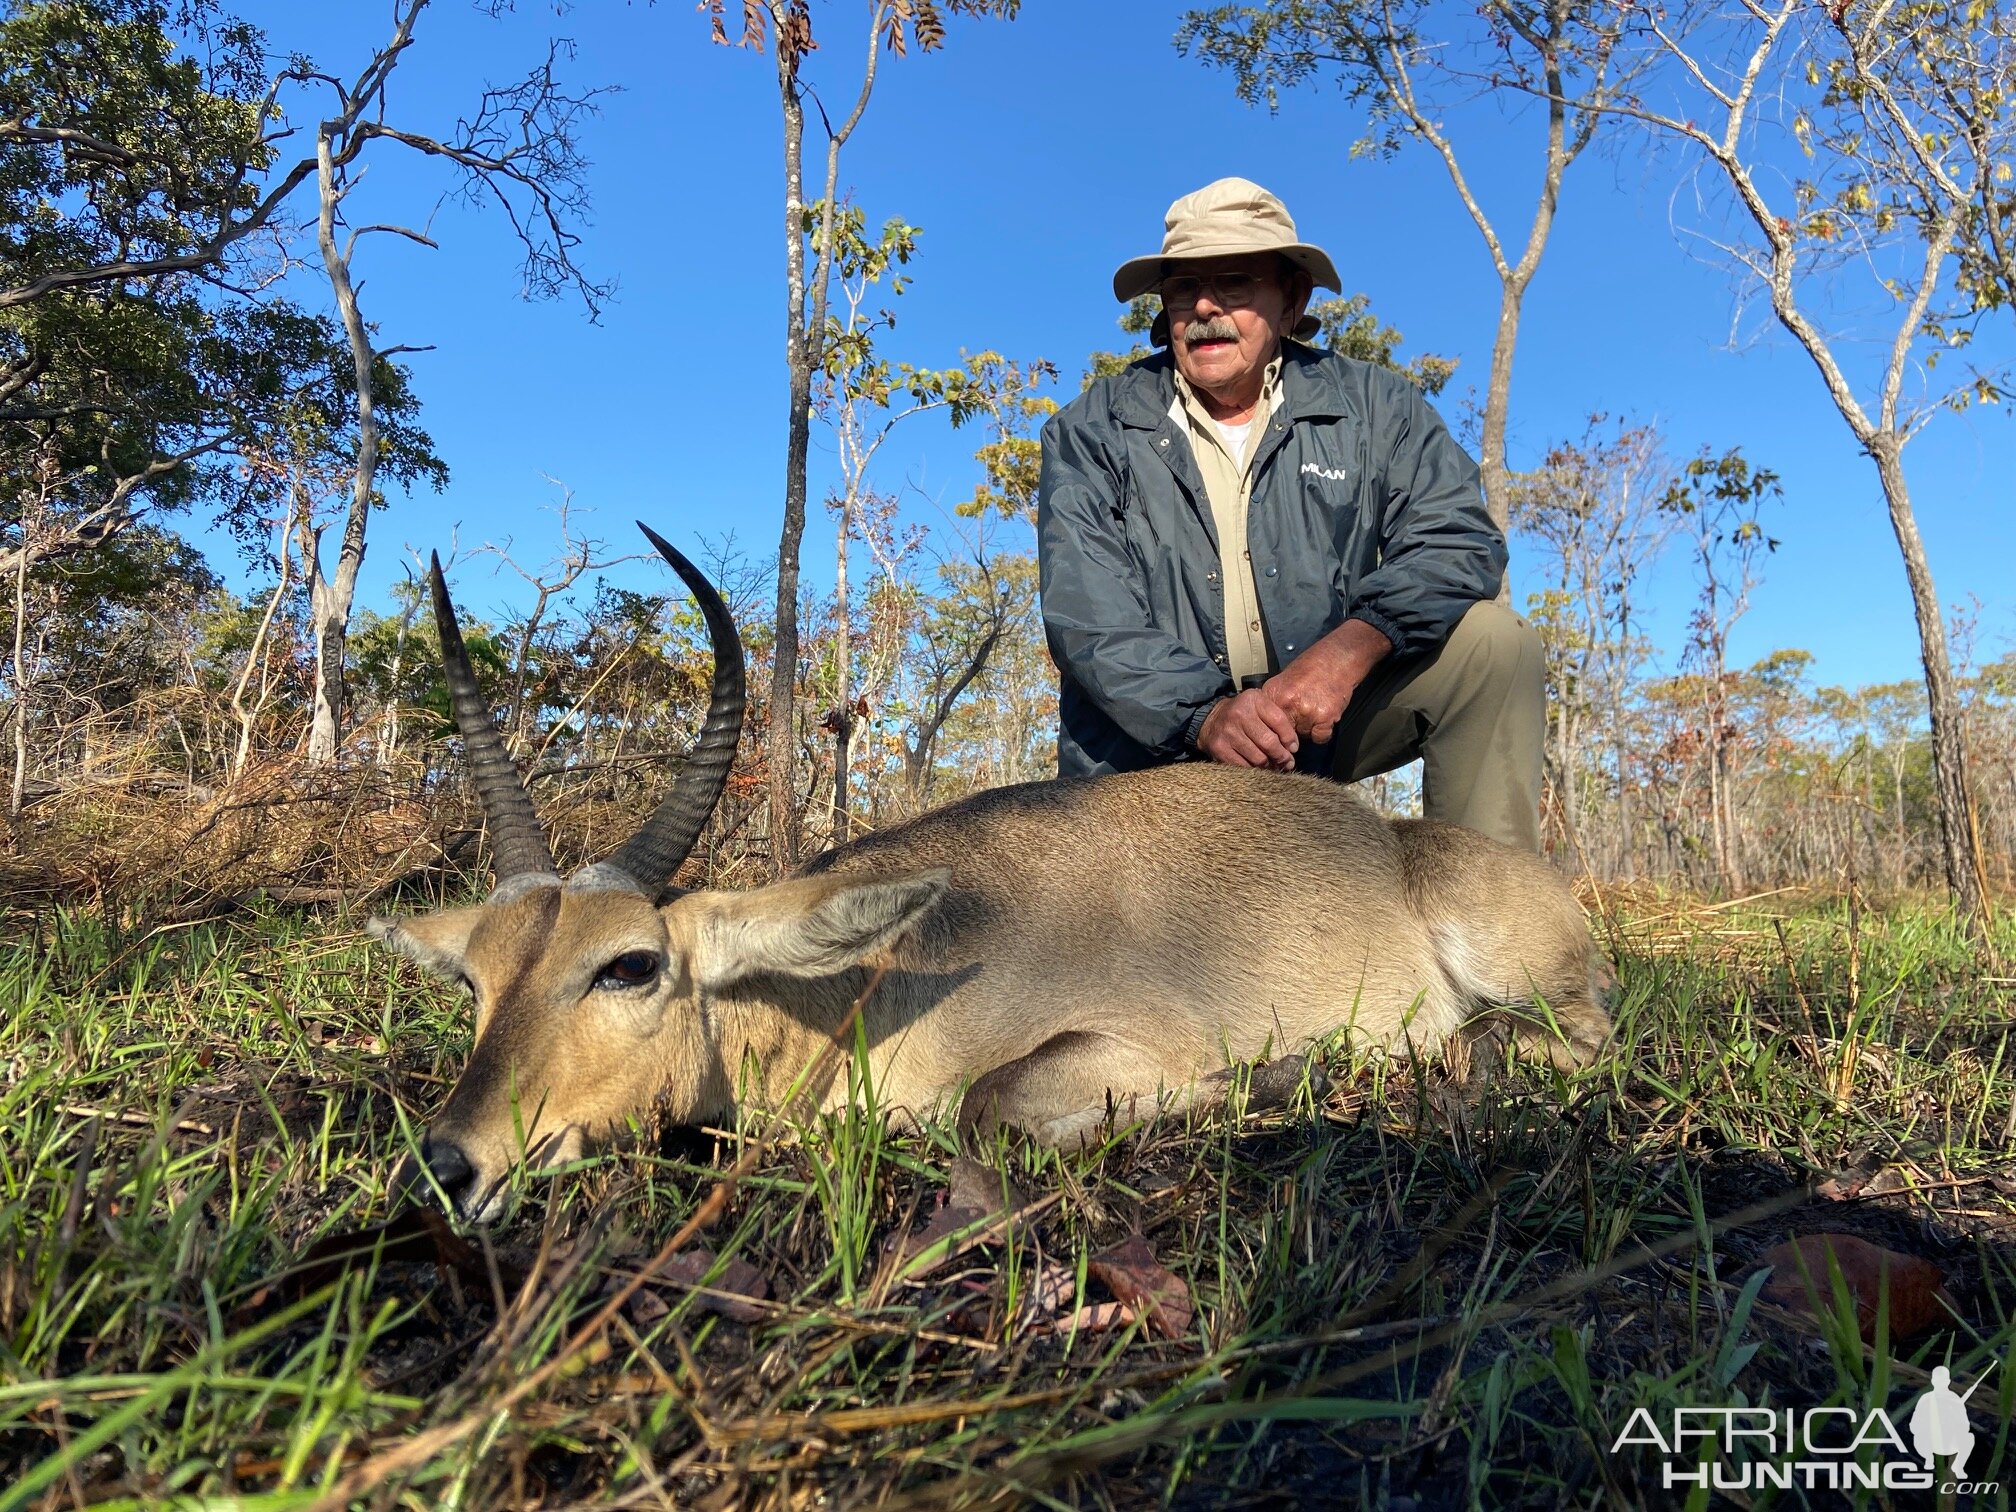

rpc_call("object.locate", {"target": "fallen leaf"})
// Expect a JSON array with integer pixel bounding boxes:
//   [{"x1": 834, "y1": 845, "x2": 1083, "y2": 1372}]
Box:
[
  {"x1": 1820, "y1": 1165, "x2": 1914, "y2": 1202},
  {"x1": 1758, "y1": 1233, "x2": 1953, "y2": 1342},
  {"x1": 1019, "y1": 1260, "x2": 1076, "y2": 1327},
  {"x1": 662, "y1": 1247, "x2": 771, "y2": 1322},
  {"x1": 1859, "y1": 1166, "x2": 1912, "y2": 1198},
  {"x1": 883, "y1": 1156, "x2": 1026, "y2": 1279},
  {"x1": 1088, "y1": 1232, "x2": 1192, "y2": 1341},
  {"x1": 622, "y1": 1288, "x2": 670, "y2": 1326},
  {"x1": 1054, "y1": 1301, "x2": 1136, "y2": 1335}
]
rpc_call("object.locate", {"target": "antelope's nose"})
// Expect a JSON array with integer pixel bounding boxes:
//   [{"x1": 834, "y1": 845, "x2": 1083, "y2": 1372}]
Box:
[{"x1": 398, "y1": 1135, "x2": 477, "y2": 1214}]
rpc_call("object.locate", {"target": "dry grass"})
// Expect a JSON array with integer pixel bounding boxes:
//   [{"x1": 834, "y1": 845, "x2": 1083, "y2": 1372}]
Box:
[{"x1": 0, "y1": 757, "x2": 775, "y2": 921}]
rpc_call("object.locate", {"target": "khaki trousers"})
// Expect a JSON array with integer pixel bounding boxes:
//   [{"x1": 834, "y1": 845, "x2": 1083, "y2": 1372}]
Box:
[{"x1": 1326, "y1": 601, "x2": 1545, "y2": 853}]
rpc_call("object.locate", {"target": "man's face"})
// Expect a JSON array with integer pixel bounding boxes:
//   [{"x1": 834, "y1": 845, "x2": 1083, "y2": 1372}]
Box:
[{"x1": 1164, "y1": 253, "x2": 1306, "y2": 400}]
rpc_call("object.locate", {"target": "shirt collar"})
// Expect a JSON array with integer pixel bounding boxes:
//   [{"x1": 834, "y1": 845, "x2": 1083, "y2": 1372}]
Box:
[{"x1": 1171, "y1": 350, "x2": 1284, "y2": 427}]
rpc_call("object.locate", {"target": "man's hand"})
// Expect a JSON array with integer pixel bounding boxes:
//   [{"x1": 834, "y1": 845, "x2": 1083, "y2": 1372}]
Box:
[
  {"x1": 1197, "y1": 689, "x2": 1300, "y2": 770},
  {"x1": 1261, "y1": 619, "x2": 1394, "y2": 744}
]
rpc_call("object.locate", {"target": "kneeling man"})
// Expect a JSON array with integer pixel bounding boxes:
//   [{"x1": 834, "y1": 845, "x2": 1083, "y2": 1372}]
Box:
[{"x1": 1037, "y1": 177, "x2": 1544, "y2": 851}]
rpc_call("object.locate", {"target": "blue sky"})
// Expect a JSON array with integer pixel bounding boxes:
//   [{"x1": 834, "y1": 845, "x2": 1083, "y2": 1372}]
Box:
[{"x1": 209, "y1": 0, "x2": 2013, "y2": 694}]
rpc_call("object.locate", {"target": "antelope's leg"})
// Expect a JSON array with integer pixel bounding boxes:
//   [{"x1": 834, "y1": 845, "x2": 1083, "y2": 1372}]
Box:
[
  {"x1": 1506, "y1": 956, "x2": 1617, "y2": 1071},
  {"x1": 1197, "y1": 1049, "x2": 1330, "y2": 1112},
  {"x1": 959, "y1": 1036, "x2": 1330, "y2": 1148},
  {"x1": 958, "y1": 1032, "x2": 1189, "y2": 1147}
]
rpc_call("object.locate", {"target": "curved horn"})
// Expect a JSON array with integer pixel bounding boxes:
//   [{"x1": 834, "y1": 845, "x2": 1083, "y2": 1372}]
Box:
[
  {"x1": 429, "y1": 553, "x2": 557, "y2": 885},
  {"x1": 600, "y1": 523, "x2": 746, "y2": 890}
]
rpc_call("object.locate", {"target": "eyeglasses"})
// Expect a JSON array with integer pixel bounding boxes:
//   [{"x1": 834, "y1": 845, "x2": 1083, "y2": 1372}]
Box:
[{"x1": 1159, "y1": 271, "x2": 1268, "y2": 312}]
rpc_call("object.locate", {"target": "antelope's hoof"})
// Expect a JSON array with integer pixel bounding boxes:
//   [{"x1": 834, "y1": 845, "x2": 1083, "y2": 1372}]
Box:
[{"x1": 1243, "y1": 1051, "x2": 1329, "y2": 1114}]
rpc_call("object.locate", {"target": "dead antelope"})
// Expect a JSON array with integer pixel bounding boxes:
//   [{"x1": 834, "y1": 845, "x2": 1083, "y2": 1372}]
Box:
[{"x1": 370, "y1": 525, "x2": 1611, "y2": 1220}]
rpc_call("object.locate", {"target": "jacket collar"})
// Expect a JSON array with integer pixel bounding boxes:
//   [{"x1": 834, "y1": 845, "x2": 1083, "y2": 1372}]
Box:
[{"x1": 1109, "y1": 338, "x2": 1353, "y2": 430}]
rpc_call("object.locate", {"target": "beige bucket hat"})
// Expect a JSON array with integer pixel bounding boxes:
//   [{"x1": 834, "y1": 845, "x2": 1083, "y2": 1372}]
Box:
[{"x1": 1113, "y1": 176, "x2": 1339, "y2": 343}]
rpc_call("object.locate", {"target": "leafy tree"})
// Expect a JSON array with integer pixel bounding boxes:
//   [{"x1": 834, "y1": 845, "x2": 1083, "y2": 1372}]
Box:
[
  {"x1": 704, "y1": 0, "x2": 1022, "y2": 870},
  {"x1": 1, "y1": 291, "x2": 435, "y2": 573},
  {"x1": 1309, "y1": 293, "x2": 1454, "y2": 394},
  {"x1": 1601, "y1": 0, "x2": 2004, "y2": 924},
  {"x1": 2, "y1": 0, "x2": 606, "y2": 765},
  {"x1": 1179, "y1": 1, "x2": 1655, "y2": 543},
  {"x1": 1660, "y1": 446, "x2": 1781, "y2": 894},
  {"x1": 802, "y1": 202, "x2": 1051, "y2": 841},
  {"x1": 1509, "y1": 416, "x2": 1672, "y2": 868},
  {"x1": 0, "y1": 0, "x2": 429, "y2": 577},
  {"x1": 0, "y1": 0, "x2": 280, "y2": 311}
]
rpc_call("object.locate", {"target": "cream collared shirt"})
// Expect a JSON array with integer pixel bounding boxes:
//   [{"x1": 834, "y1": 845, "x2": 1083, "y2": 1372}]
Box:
[{"x1": 1170, "y1": 355, "x2": 1285, "y2": 687}]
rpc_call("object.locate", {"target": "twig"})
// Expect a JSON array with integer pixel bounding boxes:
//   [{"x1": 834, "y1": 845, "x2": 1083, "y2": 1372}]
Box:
[
  {"x1": 55, "y1": 1105, "x2": 215, "y2": 1137},
  {"x1": 56, "y1": 1117, "x2": 99, "y2": 1250}
]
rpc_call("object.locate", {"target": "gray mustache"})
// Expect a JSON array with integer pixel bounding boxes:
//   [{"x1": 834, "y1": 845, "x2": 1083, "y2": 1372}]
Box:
[{"x1": 1183, "y1": 317, "x2": 1239, "y2": 345}]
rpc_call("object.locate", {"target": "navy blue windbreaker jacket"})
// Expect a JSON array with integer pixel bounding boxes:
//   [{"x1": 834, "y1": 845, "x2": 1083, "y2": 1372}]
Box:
[{"x1": 1036, "y1": 340, "x2": 1505, "y2": 777}]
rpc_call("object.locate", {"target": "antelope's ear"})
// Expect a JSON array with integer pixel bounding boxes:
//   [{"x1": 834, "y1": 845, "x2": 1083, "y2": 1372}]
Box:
[
  {"x1": 366, "y1": 908, "x2": 484, "y2": 978},
  {"x1": 692, "y1": 869, "x2": 950, "y2": 989}
]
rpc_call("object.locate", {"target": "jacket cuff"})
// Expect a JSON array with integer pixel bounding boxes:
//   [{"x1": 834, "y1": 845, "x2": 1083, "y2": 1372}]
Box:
[
  {"x1": 1180, "y1": 698, "x2": 1221, "y2": 754},
  {"x1": 1345, "y1": 605, "x2": 1410, "y2": 658}
]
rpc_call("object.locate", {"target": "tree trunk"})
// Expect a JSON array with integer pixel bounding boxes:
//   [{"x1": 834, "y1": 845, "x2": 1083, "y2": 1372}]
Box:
[
  {"x1": 306, "y1": 128, "x2": 380, "y2": 766},
  {"x1": 831, "y1": 500, "x2": 852, "y2": 844},
  {"x1": 768, "y1": 61, "x2": 810, "y2": 874},
  {"x1": 1478, "y1": 276, "x2": 1524, "y2": 550},
  {"x1": 8, "y1": 529, "x2": 29, "y2": 820},
  {"x1": 1891, "y1": 752, "x2": 1909, "y2": 887},
  {"x1": 509, "y1": 586, "x2": 556, "y2": 750},
  {"x1": 1610, "y1": 641, "x2": 1634, "y2": 880},
  {"x1": 1872, "y1": 444, "x2": 1986, "y2": 926},
  {"x1": 1716, "y1": 734, "x2": 1743, "y2": 894},
  {"x1": 380, "y1": 588, "x2": 417, "y2": 770},
  {"x1": 305, "y1": 570, "x2": 348, "y2": 764},
  {"x1": 230, "y1": 535, "x2": 292, "y2": 780},
  {"x1": 766, "y1": 7, "x2": 888, "y2": 871}
]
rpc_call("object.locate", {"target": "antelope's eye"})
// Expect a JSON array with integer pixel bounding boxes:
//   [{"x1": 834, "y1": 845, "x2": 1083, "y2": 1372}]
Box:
[{"x1": 593, "y1": 950, "x2": 662, "y2": 992}]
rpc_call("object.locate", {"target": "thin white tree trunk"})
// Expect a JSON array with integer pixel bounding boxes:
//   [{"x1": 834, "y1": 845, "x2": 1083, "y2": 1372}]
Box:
[
  {"x1": 768, "y1": 3, "x2": 889, "y2": 873},
  {"x1": 1640, "y1": 2, "x2": 1989, "y2": 924},
  {"x1": 304, "y1": 128, "x2": 382, "y2": 765},
  {"x1": 1872, "y1": 444, "x2": 1985, "y2": 920},
  {"x1": 831, "y1": 500, "x2": 852, "y2": 844},
  {"x1": 230, "y1": 530, "x2": 293, "y2": 780},
  {"x1": 9, "y1": 523, "x2": 29, "y2": 819}
]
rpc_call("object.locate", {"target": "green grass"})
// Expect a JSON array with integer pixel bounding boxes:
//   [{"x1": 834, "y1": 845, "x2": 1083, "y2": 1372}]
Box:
[{"x1": 1, "y1": 891, "x2": 2013, "y2": 1508}]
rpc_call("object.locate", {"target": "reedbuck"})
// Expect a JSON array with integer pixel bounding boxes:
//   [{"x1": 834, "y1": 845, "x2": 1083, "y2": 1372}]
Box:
[{"x1": 371, "y1": 525, "x2": 1611, "y2": 1220}]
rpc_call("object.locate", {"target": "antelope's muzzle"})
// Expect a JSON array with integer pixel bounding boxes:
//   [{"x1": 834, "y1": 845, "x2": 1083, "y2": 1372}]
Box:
[{"x1": 395, "y1": 1134, "x2": 480, "y2": 1218}]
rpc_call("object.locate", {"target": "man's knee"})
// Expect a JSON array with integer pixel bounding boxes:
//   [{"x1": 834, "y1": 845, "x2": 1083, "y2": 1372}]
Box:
[{"x1": 1441, "y1": 600, "x2": 1543, "y2": 687}]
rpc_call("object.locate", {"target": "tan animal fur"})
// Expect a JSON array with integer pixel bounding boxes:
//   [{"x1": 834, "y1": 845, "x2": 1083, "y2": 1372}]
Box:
[{"x1": 372, "y1": 529, "x2": 1610, "y2": 1221}]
